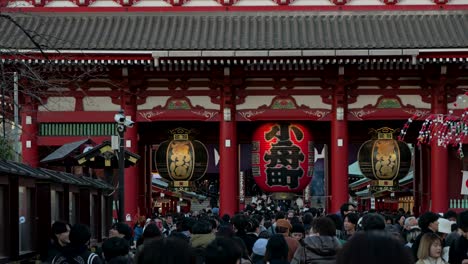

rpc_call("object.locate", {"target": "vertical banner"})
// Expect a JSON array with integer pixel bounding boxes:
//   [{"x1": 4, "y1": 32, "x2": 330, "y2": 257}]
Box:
[
  {"x1": 239, "y1": 171, "x2": 245, "y2": 203},
  {"x1": 461, "y1": 171, "x2": 468, "y2": 195}
]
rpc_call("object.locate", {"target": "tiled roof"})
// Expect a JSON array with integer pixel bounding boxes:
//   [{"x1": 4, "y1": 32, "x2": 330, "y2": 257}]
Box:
[
  {"x1": 0, "y1": 160, "x2": 50, "y2": 179},
  {"x1": 0, "y1": 11, "x2": 467, "y2": 51},
  {"x1": 40, "y1": 139, "x2": 94, "y2": 163}
]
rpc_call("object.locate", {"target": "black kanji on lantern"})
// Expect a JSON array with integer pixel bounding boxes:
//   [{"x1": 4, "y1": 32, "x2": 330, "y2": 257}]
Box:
[{"x1": 264, "y1": 123, "x2": 305, "y2": 189}]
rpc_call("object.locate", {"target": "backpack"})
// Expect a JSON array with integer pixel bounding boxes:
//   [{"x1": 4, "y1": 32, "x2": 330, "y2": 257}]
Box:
[{"x1": 52, "y1": 251, "x2": 99, "y2": 264}]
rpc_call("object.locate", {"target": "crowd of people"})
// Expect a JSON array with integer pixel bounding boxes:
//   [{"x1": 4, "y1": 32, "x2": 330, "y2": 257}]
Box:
[{"x1": 40, "y1": 202, "x2": 468, "y2": 264}]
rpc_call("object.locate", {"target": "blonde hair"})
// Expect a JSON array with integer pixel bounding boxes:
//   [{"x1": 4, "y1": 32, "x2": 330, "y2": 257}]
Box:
[{"x1": 417, "y1": 233, "x2": 442, "y2": 260}]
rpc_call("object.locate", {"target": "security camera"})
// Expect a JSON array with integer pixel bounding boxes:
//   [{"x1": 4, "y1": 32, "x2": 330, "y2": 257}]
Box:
[
  {"x1": 114, "y1": 113, "x2": 125, "y2": 123},
  {"x1": 124, "y1": 119, "x2": 134, "y2": 128}
]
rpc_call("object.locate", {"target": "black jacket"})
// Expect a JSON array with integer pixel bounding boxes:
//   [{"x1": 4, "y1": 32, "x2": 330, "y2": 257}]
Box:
[{"x1": 449, "y1": 235, "x2": 468, "y2": 264}]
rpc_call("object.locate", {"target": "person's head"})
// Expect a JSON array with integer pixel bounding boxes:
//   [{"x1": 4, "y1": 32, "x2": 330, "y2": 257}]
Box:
[
  {"x1": 340, "y1": 203, "x2": 356, "y2": 217},
  {"x1": 303, "y1": 212, "x2": 313, "y2": 225},
  {"x1": 252, "y1": 238, "x2": 268, "y2": 257},
  {"x1": 457, "y1": 210, "x2": 468, "y2": 239},
  {"x1": 69, "y1": 224, "x2": 91, "y2": 247},
  {"x1": 418, "y1": 212, "x2": 439, "y2": 232},
  {"x1": 326, "y1": 214, "x2": 344, "y2": 232},
  {"x1": 258, "y1": 230, "x2": 271, "y2": 239},
  {"x1": 102, "y1": 237, "x2": 129, "y2": 262},
  {"x1": 246, "y1": 218, "x2": 260, "y2": 234},
  {"x1": 291, "y1": 223, "x2": 305, "y2": 241},
  {"x1": 396, "y1": 215, "x2": 406, "y2": 226},
  {"x1": 264, "y1": 234, "x2": 289, "y2": 261},
  {"x1": 360, "y1": 213, "x2": 386, "y2": 231},
  {"x1": 287, "y1": 210, "x2": 295, "y2": 220},
  {"x1": 216, "y1": 224, "x2": 235, "y2": 238},
  {"x1": 274, "y1": 211, "x2": 286, "y2": 221},
  {"x1": 231, "y1": 214, "x2": 249, "y2": 233},
  {"x1": 110, "y1": 222, "x2": 133, "y2": 242},
  {"x1": 311, "y1": 217, "x2": 336, "y2": 237},
  {"x1": 165, "y1": 215, "x2": 173, "y2": 225},
  {"x1": 404, "y1": 216, "x2": 418, "y2": 230},
  {"x1": 406, "y1": 227, "x2": 421, "y2": 244},
  {"x1": 344, "y1": 213, "x2": 359, "y2": 233},
  {"x1": 275, "y1": 219, "x2": 292, "y2": 235},
  {"x1": 417, "y1": 233, "x2": 443, "y2": 260},
  {"x1": 336, "y1": 231, "x2": 414, "y2": 264},
  {"x1": 444, "y1": 210, "x2": 458, "y2": 222},
  {"x1": 192, "y1": 220, "x2": 212, "y2": 235},
  {"x1": 136, "y1": 237, "x2": 192, "y2": 264},
  {"x1": 51, "y1": 221, "x2": 70, "y2": 246},
  {"x1": 204, "y1": 237, "x2": 242, "y2": 264},
  {"x1": 142, "y1": 223, "x2": 162, "y2": 239}
]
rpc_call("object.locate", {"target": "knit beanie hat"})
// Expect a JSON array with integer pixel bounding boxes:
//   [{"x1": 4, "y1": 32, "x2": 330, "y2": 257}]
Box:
[{"x1": 252, "y1": 238, "x2": 268, "y2": 256}]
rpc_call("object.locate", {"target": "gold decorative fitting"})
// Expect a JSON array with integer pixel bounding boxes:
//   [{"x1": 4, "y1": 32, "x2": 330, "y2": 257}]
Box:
[{"x1": 369, "y1": 127, "x2": 400, "y2": 140}]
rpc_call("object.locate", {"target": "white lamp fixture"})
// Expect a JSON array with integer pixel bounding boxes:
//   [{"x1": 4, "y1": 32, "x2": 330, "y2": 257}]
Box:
[
  {"x1": 336, "y1": 106, "x2": 344, "y2": 121},
  {"x1": 223, "y1": 107, "x2": 231, "y2": 122}
]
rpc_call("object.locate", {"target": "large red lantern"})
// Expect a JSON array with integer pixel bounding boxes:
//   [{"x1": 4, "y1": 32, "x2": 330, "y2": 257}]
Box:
[{"x1": 252, "y1": 123, "x2": 314, "y2": 193}]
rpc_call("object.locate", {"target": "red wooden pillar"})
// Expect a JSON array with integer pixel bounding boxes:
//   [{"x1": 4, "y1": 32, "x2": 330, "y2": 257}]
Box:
[
  {"x1": 330, "y1": 73, "x2": 349, "y2": 214},
  {"x1": 430, "y1": 76, "x2": 448, "y2": 213},
  {"x1": 123, "y1": 95, "x2": 139, "y2": 222},
  {"x1": 21, "y1": 96, "x2": 39, "y2": 167},
  {"x1": 219, "y1": 78, "x2": 238, "y2": 216}
]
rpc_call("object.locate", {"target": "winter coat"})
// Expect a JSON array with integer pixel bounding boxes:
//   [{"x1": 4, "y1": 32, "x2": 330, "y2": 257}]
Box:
[
  {"x1": 290, "y1": 236, "x2": 341, "y2": 264},
  {"x1": 415, "y1": 257, "x2": 448, "y2": 264},
  {"x1": 191, "y1": 233, "x2": 216, "y2": 249},
  {"x1": 449, "y1": 235, "x2": 468, "y2": 264}
]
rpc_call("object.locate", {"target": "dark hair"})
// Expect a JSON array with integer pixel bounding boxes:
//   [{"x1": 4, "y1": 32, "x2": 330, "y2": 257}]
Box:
[
  {"x1": 384, "y1": 215, "x2": 394, "y2": 225},
  {"x1": 336, "y1": 231, "x2": 414, "y2": 264},
  {"x1": 326, "y1": 214, "x2": 344, "y2": 232},
  {"x1": 340, "y1": 203, "x2": 356, "y2": 217},
  {"x1": 291, "y1": 223, "x2": 305, "y2": 234},
  {"x1": 258, "y1": 230, "x2": 271, "y2": 239},
  {"x1": 216, "y1": 224, "x2": 235, "y2": 238},
  {"x1": 143, "y1": 223, "x2": 162, "y2": 239},
  {"x1": 361, "y1": 213, "x2": 385, "y2": 231},
  {"x1": 231, "y1": 214, "x2": 249, "y2": 232},
  {"x1": 418, "y1": 212, "x2": 439, "y2": 231},
  {"x1": 246, "y1": 218, "x2": 260, "y2": 233},
  {"x1": 192, "y1": 220, "x2": 212, "y2": 235},
  {"x1": 221, "y1": 214, "x2": 231, "y2": 224},
  {"x1": 303, "y1": 212, "x2": 314, "y2": 225},
  {"x1": 312, "y1": 217, "x2": 336, "y2": 236},
  {"x1": 275, "y1": 211, "x2": 285, "y2": 221},
  {"x1": 51, "y1": 221, "x2": 69, "y2": 243},
  {"x1": 112, "y1": 222, "x2": 133, "y2": 241},
  {"x1": 136, "y1": 223, "x2": 162, "y2": 247},
  {"x1": 345, "y1": 213, "x2": 359, "y2": 226},
  {"x1": 444, "y1": 210, "x2": 457, "y2": 220},
  {"x1": 204, "y1": 237, "x2": 242, "y2": 264},
  {"x1": 208, "y1": 218, "x2": 217, "y2": 230},
  {"x1": 102, "y1": 237, "x2": 129, "y2": 261},
  {"x1": 458, "y1": 210, "x2": 468, "y2": 231},
  {"x1": 169, "y1": 232, "x2": 190, "y2": 244},
  {"x1": 69, "y1": 224, "x2": 91, "y2": 247},
  {"x1": 264, "y1": 234, "x2": 289, "y2": 261},
  {"x1": 136, "y1": 237, "x2": 192, "y2": 264}
]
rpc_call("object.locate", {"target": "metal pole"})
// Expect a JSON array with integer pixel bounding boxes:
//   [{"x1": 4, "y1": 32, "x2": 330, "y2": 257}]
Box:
[
  {"x1": 13, "y1": 72, "x2": 19, "y2": 161},
  {"x1": 118, "y1": 124, "x2": 125, "y2": 222}
]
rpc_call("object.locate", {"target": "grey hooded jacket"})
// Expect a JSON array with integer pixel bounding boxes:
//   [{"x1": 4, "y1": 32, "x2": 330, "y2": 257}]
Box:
[{"x1": 290, "y1": 236, "x2": 341, "y2": 264}]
